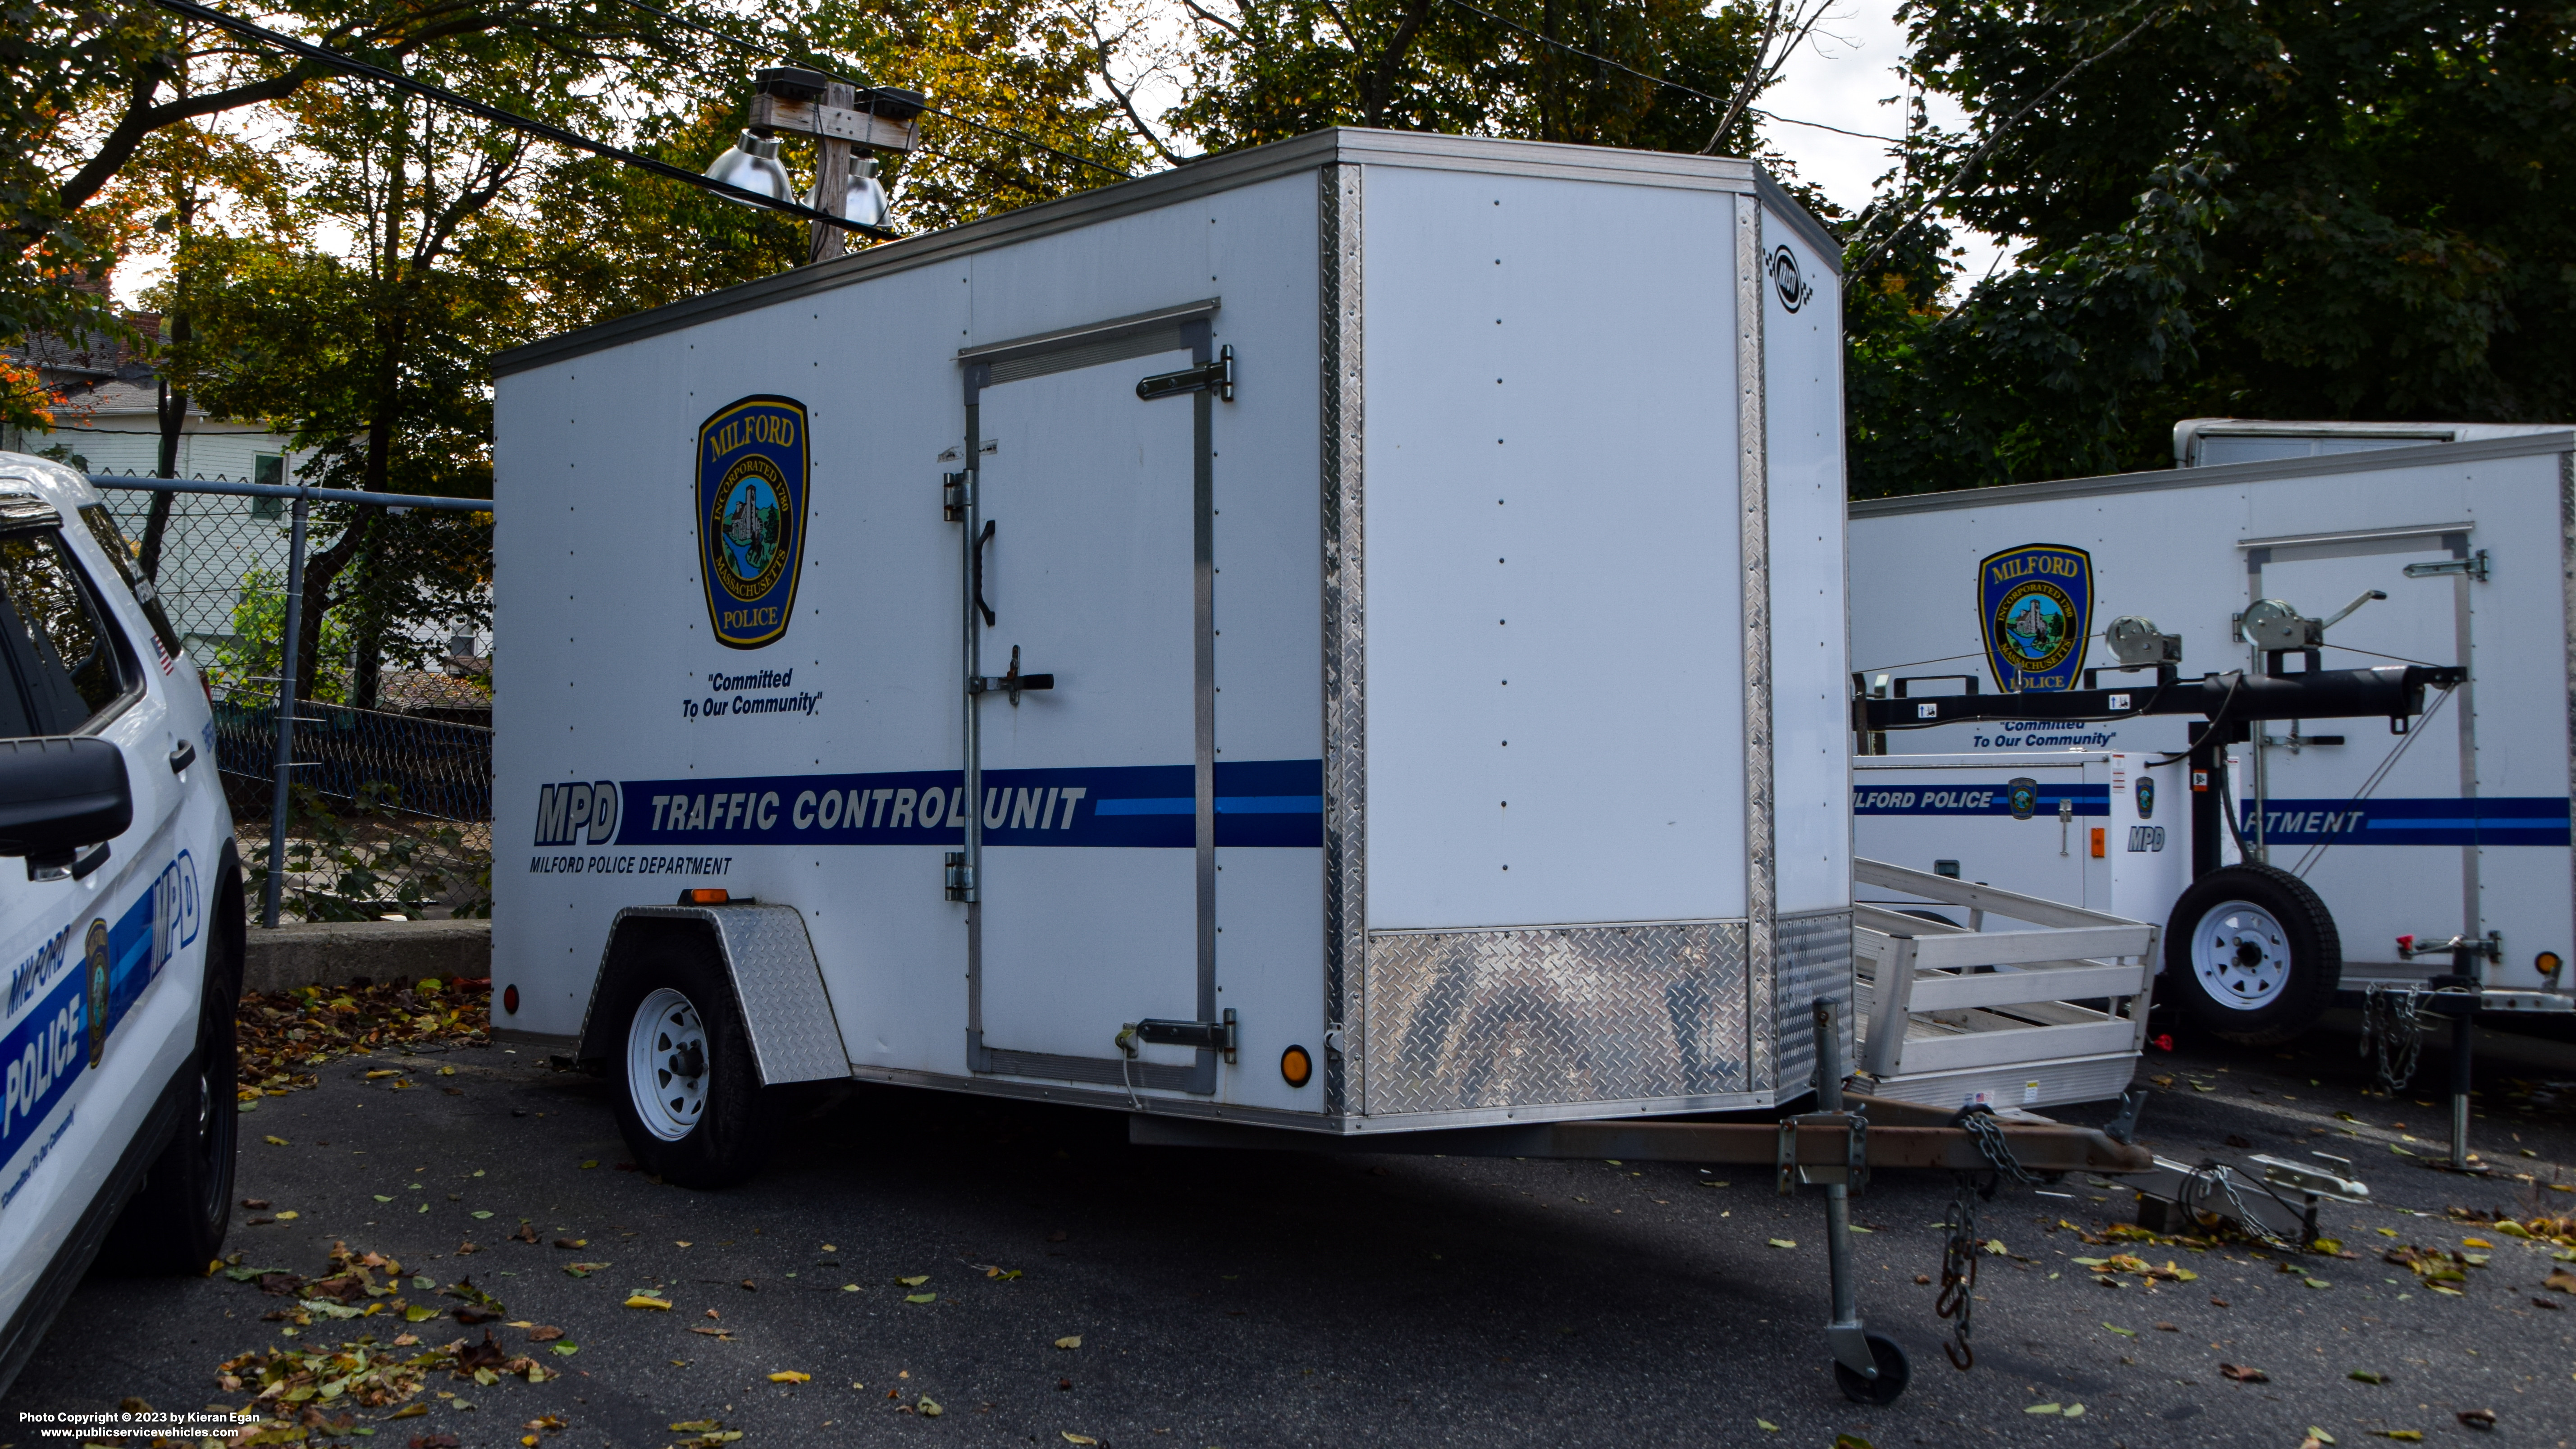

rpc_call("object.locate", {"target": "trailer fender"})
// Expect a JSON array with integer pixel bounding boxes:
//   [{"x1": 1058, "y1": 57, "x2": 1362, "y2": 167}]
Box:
[{"x1": 574, "y1": 905, "x2": 848, "y2": 1086}]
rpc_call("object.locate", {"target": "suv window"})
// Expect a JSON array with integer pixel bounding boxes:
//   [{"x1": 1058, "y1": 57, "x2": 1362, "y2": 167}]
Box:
[
  {"x1": 78, "y1": 503, "x2": 187, "y2": 669},
  {"x1": 0, "y1": 525, "x2": 128, "y2": 736}
]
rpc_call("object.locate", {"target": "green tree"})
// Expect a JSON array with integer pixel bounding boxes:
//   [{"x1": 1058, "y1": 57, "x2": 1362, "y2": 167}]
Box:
[
  {"x1": 1847, "y1": 0, "x2": 2576, "y2": 496},
  {"x1": 1165, "y1": 0, "x2": 1782, "y2": 156}
]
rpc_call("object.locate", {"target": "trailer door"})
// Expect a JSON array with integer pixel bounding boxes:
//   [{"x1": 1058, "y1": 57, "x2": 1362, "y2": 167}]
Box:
[
  {"x1": 959, "y1": 318, "x2": 1215, "y2": 1092},
  {"x1": 2242, "y1": 526, "x2": 2476, "y2": 972}
]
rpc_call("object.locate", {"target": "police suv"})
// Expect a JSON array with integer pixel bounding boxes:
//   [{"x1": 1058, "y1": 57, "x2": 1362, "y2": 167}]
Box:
[{"x1": 0, "y1": 454, "x2": 244, "y2": 1391}]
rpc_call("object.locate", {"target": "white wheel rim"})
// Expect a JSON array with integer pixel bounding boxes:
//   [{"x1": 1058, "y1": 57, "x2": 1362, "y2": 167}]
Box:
[
  {"x1": 628, "y1": 987, "x2": 710, "y2": 1141},
  {"x1": 2190, "y1": 900, "x2": 2293, "y2": 1010}
]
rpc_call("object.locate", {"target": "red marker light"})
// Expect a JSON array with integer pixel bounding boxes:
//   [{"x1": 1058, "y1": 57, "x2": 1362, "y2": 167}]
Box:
[{"x1": 502, "y1": 983, "x2": 521, "y2": 1015}]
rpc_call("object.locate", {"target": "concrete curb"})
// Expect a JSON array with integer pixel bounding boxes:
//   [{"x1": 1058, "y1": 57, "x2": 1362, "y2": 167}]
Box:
[{"x1": 242, "y1": 917, "x2": 491, "y2": 995}]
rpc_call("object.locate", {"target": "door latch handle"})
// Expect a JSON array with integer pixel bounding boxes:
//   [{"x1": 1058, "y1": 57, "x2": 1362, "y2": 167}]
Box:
[
  {"x1": 1137, "y1": 345, "x2": 1235, "y2": 402},
  {"x1": 169, "y1": 740, "x2": 196, "y2": 775},
  {"x1": 973, "y1": 519, "x2": 996, "y2": 626},
  {"x1": 970, "y1": 644, "x2": 1053, "y2": 706}
]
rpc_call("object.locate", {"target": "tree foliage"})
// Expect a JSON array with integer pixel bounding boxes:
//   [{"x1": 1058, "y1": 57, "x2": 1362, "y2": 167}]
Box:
[
  {"x1": 1849, "y1": 0, "x2": 2576, "y2": 497},
  {"x1": 1166, "y1": 0, "x2": 1772, "y2": 155}
]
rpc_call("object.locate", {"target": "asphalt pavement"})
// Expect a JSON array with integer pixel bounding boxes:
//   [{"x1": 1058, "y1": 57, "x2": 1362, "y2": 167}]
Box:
[{"x1": 11, "y1": 1007, "x2": 2576, "y2": 1448}]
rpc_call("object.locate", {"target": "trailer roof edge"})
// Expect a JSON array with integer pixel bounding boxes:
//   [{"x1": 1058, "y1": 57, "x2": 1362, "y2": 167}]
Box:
[
  {"x1": 1849, "y1": 429, "x2": 2576, "y2": 518},
  {"x1": 492, "y1": 129, "x2": 1766, "y2": 378},
  {"x1": 1754, "y1": 169, "x2": 1842, "y2": 275}
]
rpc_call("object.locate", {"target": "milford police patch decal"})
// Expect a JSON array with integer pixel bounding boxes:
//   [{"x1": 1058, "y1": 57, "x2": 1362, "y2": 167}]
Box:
[
  {"x1": 697, "y1": 395, "x2": 809, "y2": 650},
  {"x1": 1979, "y1": 543, "x2": 2092, "y2": 692}
]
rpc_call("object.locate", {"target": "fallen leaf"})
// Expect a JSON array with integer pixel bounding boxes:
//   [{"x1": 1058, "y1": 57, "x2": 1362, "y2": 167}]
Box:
[
  {"x1": 2371, "y1": 1433, "x2": 2423, "y2": 1442},
  {"x1": 2024, "y1": 1402, "x2": 2063, "y2": 1415},
  {"x1": 1055, "y1": 1336, "x2": 1082, "y2": 1350},
  {"x1": 625, "y1": 1295, "x2": 673, "y2": 1311},
  {"x1": 1982, "y1": 1239, "x2": 2007, "y2": 1255},
  {"x1": 365, "y1": 1069, "x2": 399, "y2": 1079},
  {"x1": 2457, "y1": 1409, "x2": 2496, "y2": 1430},
  {"x1": 1767, "y1": 1238, "x2": 1797, "y2": 1249},
  {"x1": 1061, "y1": 1435, "x2": 1098, "y2": 1446},
  {"x1": 904, "y1": 1293, "x2": 936, "y2": 1305},
  {"x1": 897, "y1": 1275, "x2": 930, "y2": 1286},
  {"x1": 2064, "y1": 1405, "x2": 2085, "y2": 1418},
  {"x1": 842, "y1": 1284, "x2": 860, "y2": 1292},
  {"x1": 2154, "y1": 1322, "x2": 2179, "y2": 1332},
  {"x1": 2462, "y1": 1237, "x2": 2494, "y2": 1248},
  {"x1": 387, "y1": 1404, "x2": 428, "y2": 1421},
  {"x1": 768, "y1": 1370, "x2": 811, "y2": 1383},
  {"x1": 917, "y1": 1397, "x2": 941, "y2": 1418},
  {"x1": 2307, "y1": 1430, "x2": 2336, "y2": 1445},
  {"x1": 2220, "y1": 1364, "x2": 2268, "y2": 1383},
  {"x1": 528, "y1": 1324, "x2": 564, "y2": 1341},
  {"x1": 562, "y1": 1263, "x2": 609, "y2": 1278},
  {"x1": 1832, "y1": 1437, "x2": 1874, "y2": 1449},
  {"x1": 580, "y1": 1160, "x2": 598, "y2": 1170},
  {"x1": 275, "y1": 1211, "x2": 300, "y2": 1221},
  {"x1": 2104, "y1": 1324, "x2": 2136, "y2": 1337},
  {"x1": 2349, "y1": 1369, "x2": 2388, "y2": 1384},
  {"x1": 553, "y1": 1238, "x2": 586, "y2": 1249},
  {"x1": 550, "y1": 1343, "x2": 580, "y2": 1356},
  {"x1": 470, "y1": 1211, "x2": 494, "y2": 1220},
  {"x1": 2544, "y1": 1270, "x2": 2576, "y2": 1294},
  {"x1": 1755, "y1": 1420, "x2": 1779, "y2": 1432}
]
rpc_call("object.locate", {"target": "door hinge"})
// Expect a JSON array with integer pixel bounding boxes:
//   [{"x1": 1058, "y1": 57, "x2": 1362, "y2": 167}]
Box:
[
  {"x1": 1137, "y1": 345, "x2": 1234, "y2": 402},
  {"x1": 2402, "y1": 549, "x2": 2491, "y2": 582},
  {"x1": 944, "y1": 851, "x2": 975, "y2": 902},
  {"x1": 942, "y1": 470, "x2": 972, "y2": 522}
]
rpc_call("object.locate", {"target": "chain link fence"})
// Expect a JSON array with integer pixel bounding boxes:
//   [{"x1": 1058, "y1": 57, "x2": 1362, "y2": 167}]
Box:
[{"x1": 88, "y1": 471, "x2": 495, "y2": 921}]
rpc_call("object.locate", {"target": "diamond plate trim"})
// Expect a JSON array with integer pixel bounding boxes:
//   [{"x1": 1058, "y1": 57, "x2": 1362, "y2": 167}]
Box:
[
  {"x1": 1770, "y1": 908, "x2": 1853, "y2": 1096},
  {"x1": 580, "y1": 906, "x2": 849, "y2": 1086},
  {"x1": 1736, "y1": 193, "x2": 1777, "y2": 1087},
  {"x1": 1359, "y1": 921, "x2": 1750, "y2": 1115},
  {"x1": 1321, "y1": 162, "x2": 1368, "y2": 1116}
]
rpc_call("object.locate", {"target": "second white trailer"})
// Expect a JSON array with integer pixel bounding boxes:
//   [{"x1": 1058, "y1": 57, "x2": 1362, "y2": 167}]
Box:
[{"x1": 1848, "y1": 425, "x2": 2576, "y2": 1044}]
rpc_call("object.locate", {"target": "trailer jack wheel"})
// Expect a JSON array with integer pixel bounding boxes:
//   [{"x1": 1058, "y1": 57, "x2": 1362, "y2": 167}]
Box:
[{"x1": 1832, "y1": 1330, "x2": 1911, "y2": 1406}]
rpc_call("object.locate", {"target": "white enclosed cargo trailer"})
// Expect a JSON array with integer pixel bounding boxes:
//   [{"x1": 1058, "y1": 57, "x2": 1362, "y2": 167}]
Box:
[
  {"x1": 487, "y1": 129, "x2": 1861, "y2": 1156},
  {"x1": 1847, "y1": 424, "x2": 2576, "y2": 1053}
]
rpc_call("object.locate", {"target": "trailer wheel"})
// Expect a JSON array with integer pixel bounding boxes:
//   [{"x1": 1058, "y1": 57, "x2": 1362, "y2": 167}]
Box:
[
  {"x1": 607, "y1": 941, "x2": 778, "y2": 1188},
  {"x1": 1833, "y1": 1331, "x2": 1911, "y2": 1405},
  {"x1": 2164, "y1": 864, "x2": 2341, "y2": 1045}
]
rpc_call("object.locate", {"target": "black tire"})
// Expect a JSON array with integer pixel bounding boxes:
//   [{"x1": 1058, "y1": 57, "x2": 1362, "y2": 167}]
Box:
[
  {"x1": 103, "y1": 858, "x2": 244, "y2": 1274},
  {"x1": 1833, "y1": 1330, "x2": 1911, "y2": 1405},
  {"x1": 603, "y1": 937, "x2": 778, "y2": 1189},
  {"x1": 2164, "y1": 862, "x2": 2341, "y2": 1046}
]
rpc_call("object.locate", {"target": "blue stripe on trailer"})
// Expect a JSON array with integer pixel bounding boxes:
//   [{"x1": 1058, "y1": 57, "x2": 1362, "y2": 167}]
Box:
[
  {"x1": 1852, "y1": 783, "x2": 2110, "y2": 817},
  {"x1": 599, "y1": 759, "x2": 1324, "y2": 851},
  {"x1": 2245, "y1": 796, "x2": 2571, "y2": 846}
]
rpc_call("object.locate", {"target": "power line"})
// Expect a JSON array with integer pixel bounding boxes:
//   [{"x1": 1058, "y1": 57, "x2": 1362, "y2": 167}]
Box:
[
  {"x1": 148, "y1": 0, "x2": 895, "y2": 237},
  {"x1": 1433, "y1": 0, "x2": 1903, "y2": 143},
  {"x1": 1850, "y1": 0, "x2": 2169, "y2": 274}
]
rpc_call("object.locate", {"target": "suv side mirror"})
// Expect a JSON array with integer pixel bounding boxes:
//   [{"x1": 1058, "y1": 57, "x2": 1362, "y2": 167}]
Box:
[{"x1": 0, "y1": 736, "x2": 131, "y2": 880}]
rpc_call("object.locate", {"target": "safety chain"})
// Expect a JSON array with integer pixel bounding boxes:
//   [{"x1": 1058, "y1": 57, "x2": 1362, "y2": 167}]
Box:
[
  {"x1": 1935, "y1": 1172, "x2": 1984, "y2": 1369},
  {"x1": 2176, "y1": 1161, "x2": 2295, "y2": 1249},
  {"x1": 2359, "y1": 983, "x2": 2428, "y2": 1097},
  {"x1": 1961, "y1": 1108, "x2": 2045, "y2": 1187},
  {"x1": 1933, "y1": 1107, "x2": 2045, "y2": 1370}
]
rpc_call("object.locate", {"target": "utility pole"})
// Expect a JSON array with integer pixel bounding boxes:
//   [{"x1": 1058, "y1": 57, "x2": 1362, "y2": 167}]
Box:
[{"x1": 743, "y1": 68, "x2": 923, "y2": 264}]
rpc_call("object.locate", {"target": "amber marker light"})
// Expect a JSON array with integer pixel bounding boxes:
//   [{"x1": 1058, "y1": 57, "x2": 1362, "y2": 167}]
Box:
[
  {"x1": 2538, "y1": 951, "x2": 2563, "y2": 978},
  {"x1": 2090, "y1": 827, "x2": 2106, "y2": 858},
  {"x1": 681, "y1": 888, "x2": 731, "y2": 905},
  {"x1": 1280, "y1": 1044, "x2": 1313, "y2": 1088}
]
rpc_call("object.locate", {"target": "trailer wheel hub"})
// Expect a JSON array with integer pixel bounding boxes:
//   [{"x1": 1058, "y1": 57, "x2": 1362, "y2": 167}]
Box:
[
  {"x1": 2190, "y1": 901, "x2": 2292, "y2": 1009},
  {"x1": 630, "y1": 987, "x2": 711, "y2": 1141}
]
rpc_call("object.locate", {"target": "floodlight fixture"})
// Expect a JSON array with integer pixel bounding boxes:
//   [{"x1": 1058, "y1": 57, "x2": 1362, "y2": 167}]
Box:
[{"x1": 704, "y1": 130, "x2": 796, "y2": 205}]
